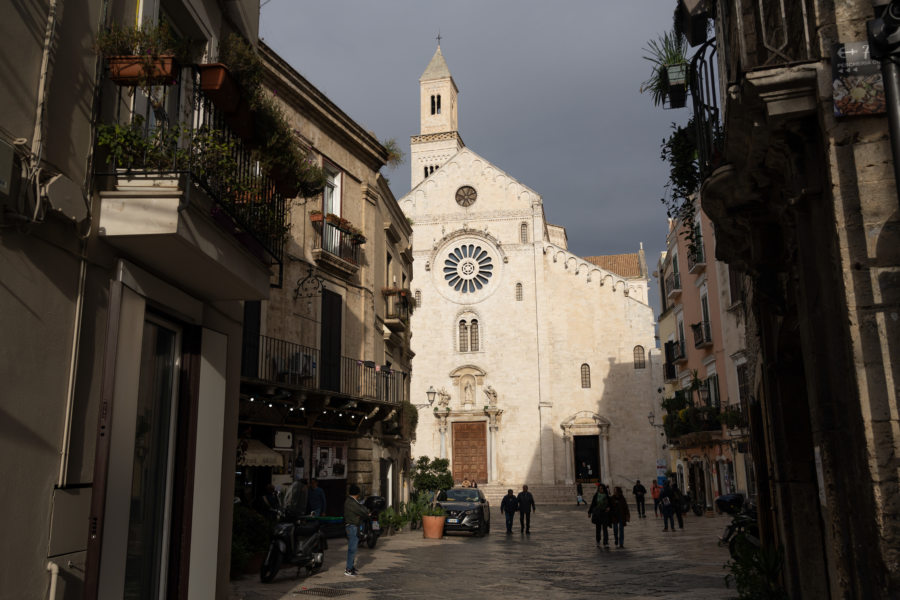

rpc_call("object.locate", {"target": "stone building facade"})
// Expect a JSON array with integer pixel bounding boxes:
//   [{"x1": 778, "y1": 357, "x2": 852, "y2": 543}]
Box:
[
  {"x1": 673, "y1": 0, "x2": 900, "y2": 595},
  {"x1": 400, "y1": 47, "x2": 661, "y2": 495}
]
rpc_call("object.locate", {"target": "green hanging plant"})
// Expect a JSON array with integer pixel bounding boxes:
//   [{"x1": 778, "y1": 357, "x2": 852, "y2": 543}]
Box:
[{"x1": 640, "y1": 30, "x2": 689, "y2": 108}]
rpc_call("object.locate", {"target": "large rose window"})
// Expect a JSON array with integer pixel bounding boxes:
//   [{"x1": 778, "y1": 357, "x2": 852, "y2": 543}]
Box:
[{"x1": 444, "y1": 244, "x2": 493, "y2": 293}]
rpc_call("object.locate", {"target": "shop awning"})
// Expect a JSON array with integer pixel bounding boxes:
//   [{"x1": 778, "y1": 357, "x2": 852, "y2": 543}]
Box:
[{"x1": 238, "y1": 439, "x2": 284, "y2": 467}]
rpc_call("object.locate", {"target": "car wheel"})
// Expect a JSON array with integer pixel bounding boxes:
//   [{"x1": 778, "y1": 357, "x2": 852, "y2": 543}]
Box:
[
  {"x1": 475, "y1": 520, "x2": 486, "y2": 537},
  {"x1": 485, "y1": 518, "x2": 490, "y2": 534}
]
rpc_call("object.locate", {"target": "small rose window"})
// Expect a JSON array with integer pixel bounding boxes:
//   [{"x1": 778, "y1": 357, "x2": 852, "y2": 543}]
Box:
[{"x1": 444, "y1": 244, "x2": 493, "y2": 293}]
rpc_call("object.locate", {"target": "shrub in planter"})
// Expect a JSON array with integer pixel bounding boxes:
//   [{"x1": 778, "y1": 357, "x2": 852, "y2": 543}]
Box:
[
  {"x1": 96, "y1": 115, "x2": 188, "y2": 171},
  {"x1": 95, "y1": 21, "x2": 198, "y2": 88},
  {"x1": 198, "y1": 64, "x2": 241, "y2": 113}
]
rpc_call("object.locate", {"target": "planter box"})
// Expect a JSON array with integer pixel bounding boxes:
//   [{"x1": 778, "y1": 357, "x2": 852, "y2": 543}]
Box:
[
  {"x1": 114, "y1": 172, "x2": 181, "y2": 192},
  {"x1": 107, "y1": 55, "x2": 177, "y2": 86},
  {"x1": 199, "y1": 63, "x2": 241, "y2": 113}
]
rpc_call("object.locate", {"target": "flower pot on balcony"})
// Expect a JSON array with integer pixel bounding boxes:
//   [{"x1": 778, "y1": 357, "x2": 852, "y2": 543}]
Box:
[
  {"x1": 198, "y1": 63, "x2": 240, "y2": 113},
  {"x1": 422, "y1": 515, "x2": 444, "y2": 539},
  {"x1": 106, "y1": 55, "x2": 177, "y2": 86},
  {"x1": 114, "y1": 170, "x2": 180, "y2": 191},
  {"x1": 662, "y1": 63, "x2": 688, "y2": 109}
]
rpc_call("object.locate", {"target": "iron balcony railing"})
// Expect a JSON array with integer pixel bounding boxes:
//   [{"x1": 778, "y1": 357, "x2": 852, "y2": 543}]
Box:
[
  {"x1": 383, "y1": 292, "x2": 412, "y2": 322},
  {"x1": 666, "y1": 272, "x2": 682, "y2": 298},
  {"x1": 313, "y1": 222, "x2": 361, "y2": 266},
  {"x1": 673, "y1": 339, "x2": 688, "y2": 362},
  {"x1": 687, "y1": 239, "x2": 706, "y2": 272},
  {"x1": 98, "y1": 66, "x2": 287, "y2": 266},
  {"x1": 689, "y1": 39, "x2": 725, "y2": 179},
  {"x1": 692, "y1": 321, "x2": 713, "y2": 348},
  {"x1": 241, "y1": 333, "x2": 406, "y2": 405},
  {"x1": 719, "y1": 0, "x2": 817, "y2": 80}
]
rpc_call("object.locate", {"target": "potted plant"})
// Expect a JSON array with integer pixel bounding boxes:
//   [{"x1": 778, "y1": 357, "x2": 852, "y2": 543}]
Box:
[
  {"x1": 411, "y1": 456, "x2": 453, "y2": 539},
  {"x1": 95, "y1": 21, "x2": 193, "y2": 88},
  {"x1": 96, "y1": 115, "x2": 188, "y2": 187},
  {"x1": 198, "y1": 63, "x2": 241, "y2": 113},
  {"x1": 640, "y1": 30, "x2": 689, "y2": 109}
]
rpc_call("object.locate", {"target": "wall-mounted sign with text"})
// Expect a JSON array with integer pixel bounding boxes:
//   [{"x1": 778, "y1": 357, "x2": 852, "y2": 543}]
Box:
[{"x1": 832, "y1": 42, "x2": 886, "y2": 117}]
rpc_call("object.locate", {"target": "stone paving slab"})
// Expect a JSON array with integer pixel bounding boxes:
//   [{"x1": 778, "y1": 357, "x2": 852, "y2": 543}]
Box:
[{"x1": 229, "y1": 506, "x2": 736, "y2": 600}]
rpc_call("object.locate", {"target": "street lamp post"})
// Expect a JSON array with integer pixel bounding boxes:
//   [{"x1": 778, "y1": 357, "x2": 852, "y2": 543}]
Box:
[{"x1": 414, "y1": 385, "x2": 437, "y2": 409}]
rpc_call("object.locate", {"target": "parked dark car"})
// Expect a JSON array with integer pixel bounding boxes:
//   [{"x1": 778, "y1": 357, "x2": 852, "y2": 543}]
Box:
[{"x1": 437, "y1": 487, "x2": 491, "y2": 536}]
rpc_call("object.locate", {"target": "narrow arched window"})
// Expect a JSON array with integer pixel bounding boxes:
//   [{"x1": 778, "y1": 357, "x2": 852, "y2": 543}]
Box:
[
  {"x1": 415, "y1": 290, "x2": 422, "y2": 306},
  {"x1": 470, "y1": 320, "x2": 479, "y2": 351},
  {"x1": 436, "y1": 94, "x2": 442, "y2": 114},
  {"x1": 515, "y1": 283, "x2": 523, "y2": 301},
  {"x1": 430, "y1": 95, "x2": 436, "y2": 115},
  {"x1": 581, "y1": 364, "x2": 591, "y2": 388},
  {"x1": 424, "y1": 166, "x2": 428, "y2": 179},
  {"x1": 520, "y1": 222, "x2": 528, "y2": 243},
  {"x1": 459, "y1": 321, "x2": 468, "y2": 352},
  {"x1": 633, "y1": 345, "x2": 646, "y2": 369}
]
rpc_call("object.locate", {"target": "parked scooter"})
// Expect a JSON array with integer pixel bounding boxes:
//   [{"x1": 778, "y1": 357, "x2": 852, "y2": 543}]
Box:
[
  {"x1": 260, "y1": 511, "x2": 328, "y2": 583},
  {"x1": 716, "y1": 493, "x2": 760, "y2": 560},
  {"x1": 358, "y1": 496, "x2": 386, "y2": 549}
]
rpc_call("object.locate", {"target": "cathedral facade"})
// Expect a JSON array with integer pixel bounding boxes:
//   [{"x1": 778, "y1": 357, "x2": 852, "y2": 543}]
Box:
[{"x1": 400, "y1": 47, "x2": 662, "y2": 491}]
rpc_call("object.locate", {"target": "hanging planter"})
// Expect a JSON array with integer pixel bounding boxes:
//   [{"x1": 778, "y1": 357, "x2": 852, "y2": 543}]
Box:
[
  {"x1": 199, "y1": 63, "x2": 241, "y2": 113},
  {"x1": 662, "y1": 63, "x2": 689, "y2": 109},
  {"x1": 106, "y1": 55, "x2": 177, "y2": 86}
]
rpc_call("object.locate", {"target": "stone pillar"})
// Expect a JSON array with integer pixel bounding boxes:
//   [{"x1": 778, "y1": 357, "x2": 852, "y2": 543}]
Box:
[
  {"x1": 600, "y1": 427, "x2": 611, "y2": 486},
  {"x1": 563, "y1": 429, "x2": 574, "y2": 484},
  {"x1": 438, "y1": 416, "x2": 448, "y2": 459},
  {"x1": 486, "y1": 408, "x2": 502, "y2": 482},
  {"x1": 539, "y1": 402, "x2": 554, "y2": 484}
]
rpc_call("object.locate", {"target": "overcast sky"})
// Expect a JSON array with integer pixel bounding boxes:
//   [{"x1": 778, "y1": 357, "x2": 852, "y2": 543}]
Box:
[{"x1": 260, "y1": 1, "x2": 687, "y2": 316}]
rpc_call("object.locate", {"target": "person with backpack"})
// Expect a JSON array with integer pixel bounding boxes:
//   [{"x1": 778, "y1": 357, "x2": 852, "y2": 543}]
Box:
[
  {"x1": 588, "y1": 483, "x2": 612, "y2": 547},
  {"x1": 500, "y1": 488, "x2": 518, "y2": 533}
]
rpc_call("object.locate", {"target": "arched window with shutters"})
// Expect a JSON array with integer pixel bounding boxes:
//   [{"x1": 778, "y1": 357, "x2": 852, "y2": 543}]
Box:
[
  {"x1": 515, "y1": 283, "x2": 523, "y2": 301},
  {"x1": 520, "y1": 222, "x2": 528, "y2": 243},
  {"x1": 458, "y1": 321, "x2": 468, "y2": 352},
  {"x1": 581, "y1": 364, "x2": 591, "y2": 388},
  {"x1": 633, "y1": 345, "x2": 646, "y2": 369},
  {"x1": 470, "y1": 320, "x2": 479, "y2": 351}
]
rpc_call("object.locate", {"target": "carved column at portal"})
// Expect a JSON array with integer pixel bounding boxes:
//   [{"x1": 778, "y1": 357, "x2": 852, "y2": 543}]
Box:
[
  {"x1": 600, "y1": 423, "x2": 611, "y2": 485},
  {"x1": 562, "y1": 429, "x2": 574, "y2": 484},
  {"x1": 486, "y1": 407, "x2": 502, "y2": 482}
]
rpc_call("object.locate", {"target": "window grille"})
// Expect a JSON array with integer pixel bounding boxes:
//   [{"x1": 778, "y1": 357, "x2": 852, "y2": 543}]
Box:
[
  {"x1": 633, "y1": 346, "x2": 646, "y2": 369},
  {"x1": 470, "y1": 320, "x2": 479, "y2": 351},
  {"x1": 458, "y1": 321, "x2": 468, "y2": 352},
  {"x1": 515, "y1": 283, "x2": 523, "y2": 301},
  {"x1": 581, "y1": 364, "x2": 591, "y2": 388}
]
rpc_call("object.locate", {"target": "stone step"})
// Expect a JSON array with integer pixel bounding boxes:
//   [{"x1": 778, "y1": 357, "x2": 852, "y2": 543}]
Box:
[{"x1": 478, "y1": 483, "x2": 584, "y2": 505}]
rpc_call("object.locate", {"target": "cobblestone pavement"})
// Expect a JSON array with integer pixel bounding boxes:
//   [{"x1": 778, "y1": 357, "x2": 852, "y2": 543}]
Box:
[{"x1": 229, "y1": 505, "x2": 735, "y2": 600}]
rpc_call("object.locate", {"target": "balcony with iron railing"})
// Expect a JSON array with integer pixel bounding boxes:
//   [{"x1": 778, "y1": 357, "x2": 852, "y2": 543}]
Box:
[
  {"x1": 663, "y1": 362, "x2": 678, "y2": 381},
  {"x1": 692, "y1": 321, "x2": 713, "y2": 348},
  {"x1": 241, "y1": 333, "x2": 406, "y2": 405},
  {"x1": 382, "y1": 289, "x2": 413, "y2": 332},
  {"x1": 666, "y1": 272, "x2": 682, "y2": 299},
  {"x1": 97, "y1": 66, "x2": 287, "y2": 266},
  {"x1": 673, "y1": 339, "x2": 688, "y2": 363},
  {"x1": 312, "y1": 222, "x2": 362, "y2": 276},
  {"x1": 686, "y1": 231, "x2": 706, "y2": 272}
]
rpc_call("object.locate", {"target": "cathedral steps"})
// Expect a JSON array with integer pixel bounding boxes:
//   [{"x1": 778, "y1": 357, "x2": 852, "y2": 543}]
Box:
[{"x1": 478, "y1": 483, "x2": 584, "y2": 506}]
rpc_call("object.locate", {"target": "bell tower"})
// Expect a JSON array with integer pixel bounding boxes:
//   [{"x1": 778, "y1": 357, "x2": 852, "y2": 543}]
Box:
[{"x1": 410, "y1": 45, "x2": 464, "y2": 188}]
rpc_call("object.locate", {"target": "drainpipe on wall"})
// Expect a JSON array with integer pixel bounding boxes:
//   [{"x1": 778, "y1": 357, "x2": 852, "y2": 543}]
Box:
[{"x1": 869, "y1": 0, "x2": 900, "y2": 207}]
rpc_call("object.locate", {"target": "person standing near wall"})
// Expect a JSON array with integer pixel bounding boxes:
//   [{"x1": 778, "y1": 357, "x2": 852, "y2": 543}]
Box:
[{"x1": 343, "y1": 484, "x2": 369, "y2": 576}]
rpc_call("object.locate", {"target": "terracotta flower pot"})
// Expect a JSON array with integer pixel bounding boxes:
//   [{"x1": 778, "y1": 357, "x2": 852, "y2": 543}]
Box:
[
  {"x1": 422, "y1": 515, "x2": 445, "y2": 539},
  {"x1": 199, "y1": 63, "x2": 240, "y2": 113},
  {"x1": 106, "y1": 55, "x2": 177, "y2": 86}
]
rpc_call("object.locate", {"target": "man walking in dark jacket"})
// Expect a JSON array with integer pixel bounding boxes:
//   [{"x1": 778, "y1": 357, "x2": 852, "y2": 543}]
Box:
[
  {"x1": 500, "y1": 489, "x2": 518, "y2": 533},
  {"x1": 517, "y1": 485, "x2": 536, "y2": 534},
  {"x1": 632, "y1": 480, "x2": 647, "y2": 518}
]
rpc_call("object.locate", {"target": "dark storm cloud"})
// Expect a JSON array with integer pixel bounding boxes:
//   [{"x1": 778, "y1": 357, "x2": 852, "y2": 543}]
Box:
[{"x1": 260, "y1": 0, "x2": 686, "y2": 312}]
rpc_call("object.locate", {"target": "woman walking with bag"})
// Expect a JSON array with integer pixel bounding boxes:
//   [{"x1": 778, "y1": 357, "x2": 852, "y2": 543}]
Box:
[{"x1": 588, "y1": 484, "x2": 612, "y2": 547}]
